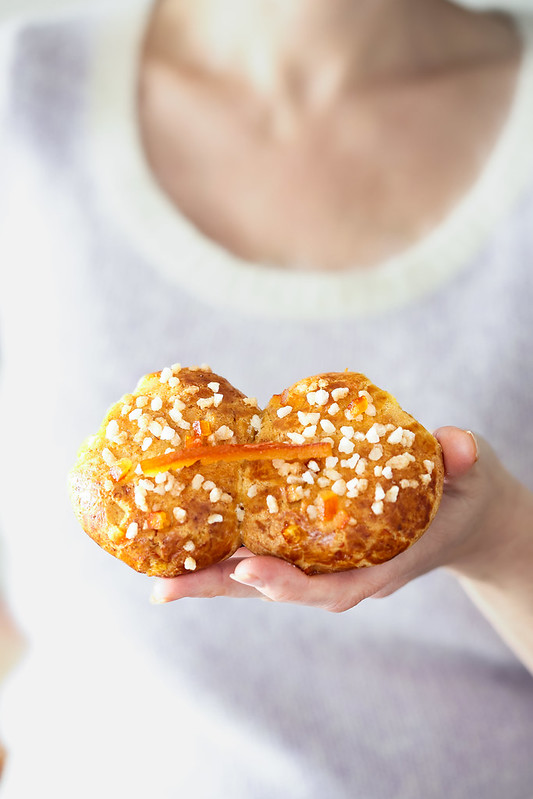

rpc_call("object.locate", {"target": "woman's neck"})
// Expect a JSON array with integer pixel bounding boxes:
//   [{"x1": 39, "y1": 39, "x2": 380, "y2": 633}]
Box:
[{"x1": 151, "y1": 0, "x2": 517, "y2": 111}]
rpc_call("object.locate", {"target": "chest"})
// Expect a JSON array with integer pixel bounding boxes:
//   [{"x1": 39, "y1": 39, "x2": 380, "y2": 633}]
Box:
[{"x1": 139, "y1": 59, "x2": 517, "y2": 270}]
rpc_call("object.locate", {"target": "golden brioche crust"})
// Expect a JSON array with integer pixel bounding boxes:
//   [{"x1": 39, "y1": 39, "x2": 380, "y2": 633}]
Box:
[
  {"x1": 69, "y1": 367, "x2": 257, "y2": 577},
  {"x1": 69, "y1": 367, "x2": 443, "y2": 577},
  {"x1": 240, "y1": 373, "x2": 443, "y2": 574}
]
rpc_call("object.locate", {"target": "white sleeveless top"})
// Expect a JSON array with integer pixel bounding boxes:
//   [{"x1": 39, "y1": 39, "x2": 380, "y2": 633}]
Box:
[{"x1": 0, "y1": 4, "x2": 532, "y2": 798}]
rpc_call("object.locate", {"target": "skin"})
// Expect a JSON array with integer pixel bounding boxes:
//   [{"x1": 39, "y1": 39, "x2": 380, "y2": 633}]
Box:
[
  {"x1": 140, "y1": 0, "x2": 520, "y2": 268},
  {"x1": 0, "y1": 604, "x2": 24, "y2": 683},
  {"x1": 142, "y1": 1, "x2": 533, "y2": 674}
]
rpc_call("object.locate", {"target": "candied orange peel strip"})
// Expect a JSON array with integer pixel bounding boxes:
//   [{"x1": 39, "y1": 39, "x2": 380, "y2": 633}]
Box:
[{"x1": 140, "y1": 441, "x2": 333, "y2": 477}]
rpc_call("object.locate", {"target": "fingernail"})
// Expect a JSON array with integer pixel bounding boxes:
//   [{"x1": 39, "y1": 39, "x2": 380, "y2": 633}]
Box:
[
  {"x1": 229, "y1": 572, "x2": 264, "y2": 589},
  {"x1": 466, "y1": 430, "x2": 479, "y2": 462},
  {"x1": 149, "y1": 594, "x2": 170, "y2": 605},
  {"x1": 150, "y1": 583, "x2": 171, "y2": 604}
]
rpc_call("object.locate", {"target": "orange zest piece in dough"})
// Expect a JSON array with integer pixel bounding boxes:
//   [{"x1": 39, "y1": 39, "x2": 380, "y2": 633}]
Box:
[
  {"x1": 109, "y1": 458, "x2": 134, "y2": 483},
  {"x1": 347, "y1": 395, "x2": 368, "y2": 417},
  {"x1": 282, "y1": 523, "x2": 302, "y2": 543},
  {"x1": 192, "y1": 420, "x2": 212, "y2": 438},
  {"x1": 185, "y1": 420, "x2": 213, "y2": 448},
  {"x1": 140, "y1": 441, "x2": 333, "y2": 477},
  {"x1": 144, "y1": 511, "x2": 168, "y2": 531},
  {"x1": 315, "y1": 490, "x2": 340, "y2": 522},
  {"x1": 315, "y1": 491, "x2": 349, "y2": 528}
]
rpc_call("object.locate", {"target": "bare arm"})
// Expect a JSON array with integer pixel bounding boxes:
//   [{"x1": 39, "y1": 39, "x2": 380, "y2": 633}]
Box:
[{"x1": 448, "y1": 475, "x2": 533, "y2": 674}]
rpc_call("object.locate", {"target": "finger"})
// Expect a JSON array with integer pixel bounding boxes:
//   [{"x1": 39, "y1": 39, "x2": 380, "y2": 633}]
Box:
[
  {"x1": 230, "y1": 555, "x2": 389, "y2": 612},
  {"x1": 434, "y1": 426, "x2": 478, "y2": 479},
  {"x1": 150, "y1": 553, "x2": 262, "y2": 603}
]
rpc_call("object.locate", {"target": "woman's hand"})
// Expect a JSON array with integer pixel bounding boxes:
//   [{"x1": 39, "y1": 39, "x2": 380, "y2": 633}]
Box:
[{"x1": 150, "y1": 427, "x2": 519, "y2": 611}]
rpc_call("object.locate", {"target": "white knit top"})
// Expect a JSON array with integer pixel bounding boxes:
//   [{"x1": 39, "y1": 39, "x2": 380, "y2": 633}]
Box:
[{"x1": 87, "y1": 3, "x2": 533, "y2": 319}]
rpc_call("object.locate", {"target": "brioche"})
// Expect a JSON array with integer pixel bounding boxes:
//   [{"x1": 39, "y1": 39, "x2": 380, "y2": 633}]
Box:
[
  {"x1": 240, "y1": 372, "x2": 443, "y2": 573},
  {"x1": 69, "y1": 367, "x2": 257, "y2": 577},
  {"x1": 69, "y1": 366, "x2": 443, "y2": 576}
]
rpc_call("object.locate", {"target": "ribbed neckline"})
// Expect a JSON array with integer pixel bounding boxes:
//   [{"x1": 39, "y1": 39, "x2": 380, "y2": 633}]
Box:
[{"x1": 88, "y1": 3, "x2": 533, "y2": 320}]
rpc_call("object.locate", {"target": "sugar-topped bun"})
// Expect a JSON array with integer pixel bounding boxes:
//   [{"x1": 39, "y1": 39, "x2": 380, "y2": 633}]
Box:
[
  {"x1": 69, "y1": 366, "x2": 258, "y2": 577},
  {"x1": 240, "y1": 372, "x2": 443, "y2": 574},
  {"x1": 69, "y1": 367, "x2": 443, "y2": 577}
]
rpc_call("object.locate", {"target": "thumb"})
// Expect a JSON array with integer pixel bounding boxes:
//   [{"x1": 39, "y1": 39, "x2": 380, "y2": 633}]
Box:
[{"x1": 434, "y1": 426, "x2": 478, "y2": 479}]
